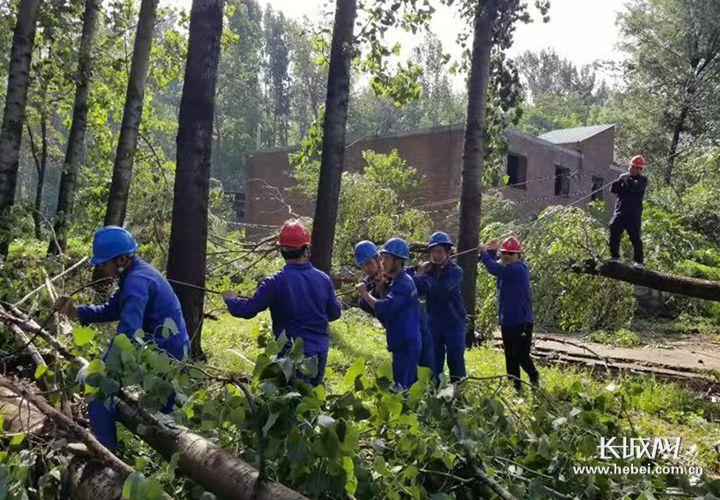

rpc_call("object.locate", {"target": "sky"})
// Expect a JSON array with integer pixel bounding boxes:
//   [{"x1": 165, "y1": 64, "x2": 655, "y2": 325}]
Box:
[{"x1": 167, "y1": 0, "x2": 628, "y2": 79}]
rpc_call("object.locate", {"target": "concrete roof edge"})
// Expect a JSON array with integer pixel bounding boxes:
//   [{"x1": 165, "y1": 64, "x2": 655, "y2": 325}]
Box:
[{"x1": 505, "y1": 128, "x2": 584, "y2": 159}]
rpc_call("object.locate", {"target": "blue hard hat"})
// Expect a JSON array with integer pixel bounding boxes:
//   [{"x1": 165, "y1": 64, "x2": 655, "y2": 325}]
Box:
[
  {"x1": 354, "y1": 240, "x2": 379, "y2": 265},
  {"x1": 428, "y1": 231, "x2": 453, "y2": 248},
  {"x1": 380, "y1": 237, "x2": 410, "y2": 260},
  {"x1": 89, "y1": 226, "x2": 138, "y2": 266}
]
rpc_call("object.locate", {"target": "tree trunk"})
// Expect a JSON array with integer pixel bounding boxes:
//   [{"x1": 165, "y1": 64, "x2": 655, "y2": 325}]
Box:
[
  {"x1": 114, "y1": 397, "x2": 307, "y2": 500},
  {"x1": 27, "y1": 106, "x2": 48, "y2": 239},
  {"x1": 572, "y1": 259, "x2": 720, "y2": 302},
  {"x1": 456, "y1": 0, "x2": 498, "y2": 347},
  {"x1": 308, "y1": 0, "x2": 357, "y2": 273},
  {"x1": 104, "y1": 0, "x2": 160, "y2": 227},
  {"x1": 665, "y1": 101, "x2": 689, "y2": 185},
  {"x1": 67, "y1": 458, "x2": 126, "y2": 500},
  {"x1": 0, "y1": 0, "x2": 41, "y2": 257},
  {"x1": 48, "y1": 0, "x2": 101, "y2": 255},
  {"x1": 166, "y1": 0, "x2": 224, "y2": 358}
]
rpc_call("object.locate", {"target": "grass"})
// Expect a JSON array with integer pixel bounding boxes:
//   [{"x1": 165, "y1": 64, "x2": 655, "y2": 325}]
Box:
[{"x1": 203, "y1": 310, "x2": 720, "y2": 476}]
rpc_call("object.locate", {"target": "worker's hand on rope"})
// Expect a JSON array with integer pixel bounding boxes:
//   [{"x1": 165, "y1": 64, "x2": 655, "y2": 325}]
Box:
[
  {"x1": 418, "y1": 261, "x2": 433, "y2": 275},
  {"x1": 486, "y1": 239, "x2": 499, "y2": 253},
  {"x1": 355, "y1": 283, "x2": 368, "y2": 295},
  {"x1": 53, "y1": 296, "x2": 78, "y2": 319},
  {"x1": 223, "y1": 290, "x2": 239, "y2": 300}
]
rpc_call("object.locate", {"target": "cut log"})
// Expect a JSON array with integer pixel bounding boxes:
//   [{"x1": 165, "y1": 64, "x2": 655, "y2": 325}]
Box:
[
  {"x1": 67, "y1": 457, "x2": 125, "y2": 500},
  {"x1": 572, "y1": 259, "x2": 720, "y2": 302},
  {"x1": 114, "y1": 396, "x2": 307, "y2": 500}
]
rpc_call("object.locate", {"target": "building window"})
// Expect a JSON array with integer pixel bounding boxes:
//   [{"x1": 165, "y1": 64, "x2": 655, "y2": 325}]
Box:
[
  {"x1": 554, "y1": 165, "x2": 570, "y2": 197},
  {"x1": 591, "y1": 175, "x2": 604, "y2": 201},
  {"x1": 506, "y1": 153, "x2": 527, "y2": 189}
]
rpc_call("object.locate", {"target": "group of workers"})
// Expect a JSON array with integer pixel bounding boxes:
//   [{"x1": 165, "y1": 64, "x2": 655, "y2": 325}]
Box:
[{"x1": 51, "y1": 154, "x2": 647, "y2": 451}]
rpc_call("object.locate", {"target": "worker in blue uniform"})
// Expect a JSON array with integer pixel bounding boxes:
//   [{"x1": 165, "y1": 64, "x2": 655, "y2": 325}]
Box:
[
  {"x1": 357, "y1": 238, "x2": 422, "y2": 389},
  {"x1": 478, "y1": 236, "x2": 539, "y2": 392},
  {"x1": 54, "y1": 226, "x2": 190, "y2": 450},
  {"x1": 411, "y1": 231, "x2": 467, "y2": 381},
  {"x1": 354, "y1": 240, "x2": 387, "y2": 314},
  {"x1": 224, "y1": 220, "x2": 342, "y2": 386}
]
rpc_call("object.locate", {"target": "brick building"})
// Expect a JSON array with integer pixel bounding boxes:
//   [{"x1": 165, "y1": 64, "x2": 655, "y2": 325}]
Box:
[{"x1": 242, "y1": 123, "x2": 623, "y2": 238}]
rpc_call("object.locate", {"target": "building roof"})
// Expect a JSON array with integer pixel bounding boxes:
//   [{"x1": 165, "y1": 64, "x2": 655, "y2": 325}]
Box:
[{"x1": 538, "y1": 123, "x2": 615, "y2": 144}]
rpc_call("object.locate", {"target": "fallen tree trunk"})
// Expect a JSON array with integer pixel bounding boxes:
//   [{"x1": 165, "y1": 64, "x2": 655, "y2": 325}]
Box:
[
  {"x1": 572, "y1": 259, "x2": 720, "y2": 301},
  {"x1": 67, "y1": 457, "x2": 126, "y2": 500},
  {"x1": 114, "y1": 396, "x2": 307, "y2": 500},
  {"x1": 1, "y1": 305, "x2": 308, "y2": 500}
]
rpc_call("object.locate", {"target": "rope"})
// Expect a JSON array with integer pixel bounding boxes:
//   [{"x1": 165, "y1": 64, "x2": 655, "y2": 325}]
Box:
[{"x1": 452, "y1": 177, "x2": 618, "y2": 259}]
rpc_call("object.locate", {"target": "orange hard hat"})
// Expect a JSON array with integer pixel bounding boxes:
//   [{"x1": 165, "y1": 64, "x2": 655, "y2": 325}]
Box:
[
  {"x1": 276, "y1": 220, "x2": 311, "y2": 249},
  {"x1": 629, "y1": 155, "x2": 646, "y2": 169},
  {"x1": 500, "y1": 236, "x2": 523, "y2": 253}
]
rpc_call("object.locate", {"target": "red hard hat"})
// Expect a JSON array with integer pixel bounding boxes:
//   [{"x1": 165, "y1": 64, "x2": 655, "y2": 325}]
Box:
[
  {"x1": 629, "y1": 155, "x2": 646, "y2": 169},
  {"x1": 276, "y1": 220, "x2": 311, "y2": 249},
  {"x1": 500, "y1": 236, "x2": 523, "y2": 253}
]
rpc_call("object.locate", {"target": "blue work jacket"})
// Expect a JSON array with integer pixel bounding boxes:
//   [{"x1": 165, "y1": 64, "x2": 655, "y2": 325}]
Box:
[
  {"x1": 410, "y1": 262, "x2": 467, "y2": 331},
  {"x1": 373, "y1": 270, "x2": 422, "y2": 353},
  {"x1": 479, "y1": 251, "x2": 534, "y2": 328},
  {"x1": 77, "y1": 257, "x2": 190, "y2": 359},
  {"x1": 224, "y1": 262, "x2": 342, "y2": 354}
]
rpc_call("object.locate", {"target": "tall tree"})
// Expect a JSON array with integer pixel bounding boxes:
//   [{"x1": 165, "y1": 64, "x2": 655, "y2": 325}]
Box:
[
  {"x1": 104, "y1": 0, "x2": 160, "y2": 226},
  {"x1": 454, "y1": 0, "x2": 547, "y2": 343},
  {"x1": 48, "y1": 0, "x2": 101, "y2": 254},
  {"x1": 456, "y1": 0, "x2": 499, "y2": 345},
  {"x1": 0, "y1": 0, "x2": 42, "y2": 257},
  {"x1": 263, "y1": 6, "x2": 291, "y2": 147},
  {"x1": 26, "y1": 107, "x2": 47, "y2": 238},
  {"x1": 516, "y1": 49, "x2": 599, "y2": 104},
  {"x1": 618, "y1": 0, "x2": 720, "y2": 183},
  {"x1": 309, "y1": 0, "x2": 357, "y2": 274},
  {"x1": 166, "y1": 0, "x2": 224, "y2": 357},
  {"x1": 288, "y1": 19, "x2": 327, "y2": 142}
]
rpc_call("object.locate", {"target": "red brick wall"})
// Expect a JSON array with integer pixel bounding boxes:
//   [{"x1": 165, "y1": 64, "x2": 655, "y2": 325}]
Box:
[{"x1": 244, "y1": 125, "x2": 618, "y2": 239}]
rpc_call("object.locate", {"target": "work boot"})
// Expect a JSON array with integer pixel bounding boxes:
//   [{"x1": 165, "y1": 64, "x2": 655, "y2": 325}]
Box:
[{"x1": 632, "y1": 262, "x2": 644, "y2": 269}]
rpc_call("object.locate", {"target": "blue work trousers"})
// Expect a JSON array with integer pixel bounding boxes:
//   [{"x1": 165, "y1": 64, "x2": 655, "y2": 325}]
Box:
[{"x1": 433, "y1": 324, "x2": 467, "y2": 381}]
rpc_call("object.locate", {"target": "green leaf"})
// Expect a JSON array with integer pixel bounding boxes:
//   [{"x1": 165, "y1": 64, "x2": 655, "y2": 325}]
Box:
[
  {"x1": 113, "y1": 334, "x2": 133, "y2": 352},
  {"x1": 10, "y1": 433, "x2": 25, "y2": 446},
  {"x1": 342, "y1": 357, "x2": 365, "y2": 391},
  {"x1": 34, "y1": 364, "x2": 48, "y2": 380},
  {"x1": 72, "y1": 327, "x2": 95, "y2": 347},
  {"x1": 162, "y1": 318, "x2": 179, "y2": 338}
]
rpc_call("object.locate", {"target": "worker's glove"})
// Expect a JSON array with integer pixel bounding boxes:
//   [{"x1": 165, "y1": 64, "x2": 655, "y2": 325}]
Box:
[
  {"x1": 223, "y1": 290, "x2": 239, "y2": 301},
  {"x1": 53, "y1": 296, "x2": 78, "y2": 319},
  {"x1": 75, "y1": 362, "x2": 89, "y2": 384},
  {"x1": 355, "y1": 283, "x2": 368, "y2": 295}
]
